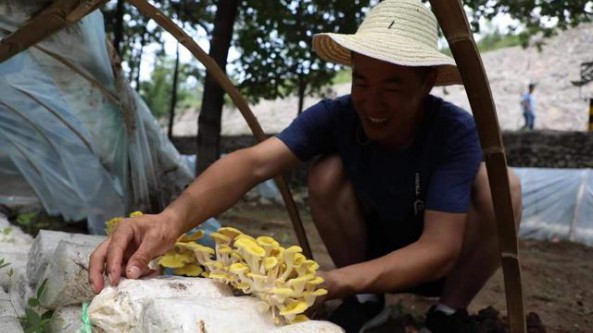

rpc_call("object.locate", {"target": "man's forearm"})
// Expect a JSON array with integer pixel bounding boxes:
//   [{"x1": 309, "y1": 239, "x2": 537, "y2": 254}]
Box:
[
  {"x1": 162, "y1": 149, "x2": 267, "y2": 234},
  {"x1": 325, "y1": 238, "x2": 459, "y2": 300}
]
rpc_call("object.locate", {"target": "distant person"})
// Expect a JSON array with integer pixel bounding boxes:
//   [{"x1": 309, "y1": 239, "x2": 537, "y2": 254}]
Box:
[{"x1": 521, "y1": 83, "x2": 536, "y2": 130}]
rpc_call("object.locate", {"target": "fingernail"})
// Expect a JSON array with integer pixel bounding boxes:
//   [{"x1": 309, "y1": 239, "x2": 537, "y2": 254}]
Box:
[
  {"x1": 107, "y1": 273, "x2": 113, "y2": 286},
  {"x1": 128, "y1": 266, "x2": 140, "y2": 279}
]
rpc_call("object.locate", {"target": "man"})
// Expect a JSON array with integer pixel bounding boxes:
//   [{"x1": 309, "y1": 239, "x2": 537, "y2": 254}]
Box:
[
  {"x1": 521, "y1": 83, "x2": 536, "y2": 130},
  {"x1": 89, "y1": 1, "x2": 522, "y2": 332}
]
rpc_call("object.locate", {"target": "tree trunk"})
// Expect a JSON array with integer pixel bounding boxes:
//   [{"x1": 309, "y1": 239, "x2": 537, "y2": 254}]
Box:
[
  {"x1": 113, "y1": 0, "x2": 125, "y2": 55},
  {"x1": 196, "y1": 0, "x2": 239, "y2": 176},
  {"x1": 168, "y1": 43, "x2": 180, "y2": 139},
  {"x1": 297, "y1": 75, "x2": 306, "y2": 115}
]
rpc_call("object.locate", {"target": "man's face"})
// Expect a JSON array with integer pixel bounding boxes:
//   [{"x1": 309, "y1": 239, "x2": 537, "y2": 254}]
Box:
[{"x1": 351, "y1": 53, "x2": 435, "y2": 149}]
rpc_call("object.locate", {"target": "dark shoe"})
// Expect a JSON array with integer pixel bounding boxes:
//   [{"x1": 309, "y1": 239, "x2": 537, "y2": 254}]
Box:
[
  {"x1": 329, "y1": 296, "x2": 390, "y2": 333},
  {"x1": 423, "y1": 305, "x2": 479, "y2": 333}
]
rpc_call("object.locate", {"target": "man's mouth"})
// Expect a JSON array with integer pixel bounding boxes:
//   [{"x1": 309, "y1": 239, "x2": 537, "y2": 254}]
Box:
[{"x1": 368, "y1": 116, "x2": 389, "y2": 124}]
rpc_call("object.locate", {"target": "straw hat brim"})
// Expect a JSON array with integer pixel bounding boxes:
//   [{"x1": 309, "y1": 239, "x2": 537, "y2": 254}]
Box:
[{"x1": 313, "y1": 32, "x2": 462, "y2": 86}]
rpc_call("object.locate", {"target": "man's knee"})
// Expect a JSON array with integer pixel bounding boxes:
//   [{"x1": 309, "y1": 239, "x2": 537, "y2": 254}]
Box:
[
  {"x1": 308, "y1": 155, "x2": 345, "y2": 199},
  {"x1": 471, "y1": 164, "x2": 522, "y2": 229}
]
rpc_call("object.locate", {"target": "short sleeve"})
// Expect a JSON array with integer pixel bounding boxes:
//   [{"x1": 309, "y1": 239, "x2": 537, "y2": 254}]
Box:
[
  {"x1": 425, "y1": 115, "x2": 482, "y2": 213},
  {"x1": 276, "y1": 97, "x2": 345, "y2": 161}
]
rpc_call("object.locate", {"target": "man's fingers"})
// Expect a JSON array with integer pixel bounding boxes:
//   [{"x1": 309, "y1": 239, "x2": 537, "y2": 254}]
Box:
[
  {"x1": 105, "y1": 221, "x2": 134, "y2": 286},
  {"x1": 125, "y1": 235, "x2": 164, "y2": 280},
  {"x1": 88, "y1": 240, "x2": 109, "y2": 294}
]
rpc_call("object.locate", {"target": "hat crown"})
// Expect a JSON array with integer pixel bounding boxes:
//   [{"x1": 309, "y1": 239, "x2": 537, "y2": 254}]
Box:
[{"x1": 357, "y1": 0, "x2": 438, "y2": 50}]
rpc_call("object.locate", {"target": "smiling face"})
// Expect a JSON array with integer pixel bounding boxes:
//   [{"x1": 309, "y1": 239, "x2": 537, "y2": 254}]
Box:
[{"x1": 351, "y1": 53, "x2": 436, "y2": 150}]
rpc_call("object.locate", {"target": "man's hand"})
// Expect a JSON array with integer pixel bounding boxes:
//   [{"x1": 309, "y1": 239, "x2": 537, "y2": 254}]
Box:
[{"x1": 88, "y1": 212, "x2": 181, "y2": 294}]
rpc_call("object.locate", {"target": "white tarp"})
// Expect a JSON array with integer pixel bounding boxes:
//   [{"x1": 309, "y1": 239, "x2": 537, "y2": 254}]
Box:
[
  {"x1": 516, "y1": 167, "x2": 593, "y2": 246},
  {"x1": 0, "y1": 6, "x2": 194, "y2": 233}
]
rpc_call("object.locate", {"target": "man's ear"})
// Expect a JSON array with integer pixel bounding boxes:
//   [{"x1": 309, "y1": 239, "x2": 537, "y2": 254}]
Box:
[
  {"x1": 422, "y1": 68, "x2": 438, "y2": 95},
  {"x1": 424, "y1": 67, "x2": 438, "y2": 95}
]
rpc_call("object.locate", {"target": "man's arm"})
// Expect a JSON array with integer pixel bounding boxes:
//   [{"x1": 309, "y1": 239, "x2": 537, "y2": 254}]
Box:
[
  {"x1": 164, "y1": 137, "x2": 301, "y2": 233},
  {"x1": 323, "y1": 210, "x2": 467, "y2": 299},
  {"x1": 89, "y1": 137, "x2": 301, "y2": 292}
]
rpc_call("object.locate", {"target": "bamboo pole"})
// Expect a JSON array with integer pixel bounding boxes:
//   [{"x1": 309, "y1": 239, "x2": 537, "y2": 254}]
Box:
[
  {"x1": 0, "y1": 0, "x2": 108, "y2": 63},
  {"x1": 429, "y1": 1, "x2": 526, "y2": 332},
  {"x1": 126, "y1": 0, "x2": 313, "y2": 259}
]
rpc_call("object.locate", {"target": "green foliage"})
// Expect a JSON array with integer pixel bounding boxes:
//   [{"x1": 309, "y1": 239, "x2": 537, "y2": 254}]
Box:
[
  {"x1": 233, "y1": 0, "x2": 374, "y2": 109},
  {"x1": 21, "y1": 279, "x2": 53, "y2": 333},
  {"x1": 139, "y1": 54, "x2": 204, "y2": 118}
]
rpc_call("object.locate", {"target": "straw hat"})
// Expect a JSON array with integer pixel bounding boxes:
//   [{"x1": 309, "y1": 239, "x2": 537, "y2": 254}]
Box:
[{"x1": 312, "y1": 0, "x2": 461, "y2": 86}]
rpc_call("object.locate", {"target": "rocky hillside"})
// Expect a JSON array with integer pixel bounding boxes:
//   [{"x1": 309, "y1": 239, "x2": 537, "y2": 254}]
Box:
[{"x1": 173, "y1": 23, "x2": 593, "y2": 136}]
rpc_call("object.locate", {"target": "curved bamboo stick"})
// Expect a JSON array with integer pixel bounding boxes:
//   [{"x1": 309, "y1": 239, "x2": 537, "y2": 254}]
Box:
[
  {"x1": 126, "y1": 0, "x2": 313, "y2": 259},
  {"x1": 429, "y1": 1, "x2": 526, "y2": 332},
  {"x1": 0, "y1": 0, "x2": 108, "y2": 63}
]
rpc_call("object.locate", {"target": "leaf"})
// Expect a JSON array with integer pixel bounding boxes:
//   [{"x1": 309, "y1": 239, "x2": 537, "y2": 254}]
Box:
[
  {"x1": 37, "y1": 278, "x2": 48, "y2": 299},
  {"x1": 28, "y1": 298, "x2": 39, "y2": 307},
  {"x1": 25, "y1": 307, "x2": 41, "y2": 329}
]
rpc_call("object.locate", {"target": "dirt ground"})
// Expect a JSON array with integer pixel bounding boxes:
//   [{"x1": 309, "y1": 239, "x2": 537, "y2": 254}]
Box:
[{"x1": 220, "y1": 200, "x2": 593, "y2": 333}]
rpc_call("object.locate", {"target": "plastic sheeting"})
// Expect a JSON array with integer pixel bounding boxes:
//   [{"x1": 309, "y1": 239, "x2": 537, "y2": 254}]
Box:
[
  {"x1": 0, "y1": 6, "x2": 195, "y2": 233},
  {"x1": 516, "y1": 167, "x2": 593, "y2": 246}
]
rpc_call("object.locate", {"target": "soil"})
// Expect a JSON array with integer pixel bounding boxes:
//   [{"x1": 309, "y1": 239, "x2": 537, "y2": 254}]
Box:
[{"x1": 219, "y1": 200, "x2": 593, "y2": 333}]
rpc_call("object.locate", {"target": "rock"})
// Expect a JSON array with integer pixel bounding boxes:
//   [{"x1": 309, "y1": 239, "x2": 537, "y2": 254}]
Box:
[
  {"x1": 0, "y1": 289, "x2": 24, "y2": 333},
  {"x1": 48, "y1": 306, "x2": 82, "y2": 333},
  {"x1": 27, "y1": 230, "x2": 104, "y2": 287},
  {"x1": 89, "y1": 276, "x2": 343, "y2": 333},
  {"x1": 38, "y1": 241, "x2": 97, "y2": 309}
]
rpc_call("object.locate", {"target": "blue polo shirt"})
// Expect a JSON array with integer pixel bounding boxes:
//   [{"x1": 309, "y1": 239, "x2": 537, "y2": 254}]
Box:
[{"x1": 277, "y1": 94, "x2": 482, "y2": 223}]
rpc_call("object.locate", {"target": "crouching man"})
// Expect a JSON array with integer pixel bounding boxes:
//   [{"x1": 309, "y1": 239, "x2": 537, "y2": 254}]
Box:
[{"x1": 89, "y1": 0, "x2": 522, "y2": 332}]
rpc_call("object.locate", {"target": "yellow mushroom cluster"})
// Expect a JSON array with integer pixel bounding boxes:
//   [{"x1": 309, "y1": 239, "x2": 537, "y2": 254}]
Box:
[
  {"x1": 105, "y1": 211, "x2": 143, "y2": 235},
  {"x1": 103, "y1": 215, "x2": 327, "y2": 326},
  {"x1": 157, "y1": 226, "x2": 327, "y2": 325}
]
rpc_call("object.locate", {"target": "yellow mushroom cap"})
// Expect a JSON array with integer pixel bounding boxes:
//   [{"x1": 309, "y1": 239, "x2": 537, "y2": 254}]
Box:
[
  {"x1": 263, "y1": 257, "x2": 278, "y2": 270},
  {"x1": 208, "y1": 272, "x2": 232, "y2": 281},
  {"x1": 293, "y1": 253, "x2": 306, "y2": 266},
  {"x1": 287, "y1": 273, "x2": 314, "y2": 285},
  {"x1": 173, "y1": 264, "x2": 203, "y2": 277},
  {"x1": 234, "y1": 237, "x2": 257, "y2": 249},
  {"x1": 306, "y1": 276, "x2": 324, "y2": 285},
  {"x1": 157, "y1": 252, "x2": 193, "y2": 268},
  {"x1": 217, "y1": 227, "x2": 243, "y2": 239},
  {"x1": 209, "y1": 232, "x2": 231, "y2": 244},
  {"x1": 129, "y1": 211, "x2": 143, "y2": 217},
  {"x1": 229, "y1": 262, "x2": 249, "y2": 274},
  {"x1": 204, "y1": 261, "x2": 225, "y2": 270},
  {"x1": 304, "y1": 260, "x2": 320, "y2": 271},
  {"x1": 312, "y1": 288, "x2": 328, "y2": 296},
  {"x1": 217, "y1": 244, "x2": 233, "y2": 254},
  {"x1": 279, "y1": 301, "x2": 308, "y2": 316},
  {"x1": 176, "y1": 242, "x2": 215, "y2": 254},
  {"x1": 256, "y1": 236, "x2": 279, "y2": 248},
  {"x1": 285, "y1": 245, "x2": 303, "y2": 253},
  {"x1": 244, "y1": 244, "x2": 266, "y2": 257},
  {"x1": 292, "y1": 314, "x2": 309, "y2": 323},
  {"x1": 177, "y1": 230, "x2": 205, "y2": 243}
]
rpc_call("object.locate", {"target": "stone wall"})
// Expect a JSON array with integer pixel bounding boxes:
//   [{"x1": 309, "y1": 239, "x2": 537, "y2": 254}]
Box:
[
  {"x1": 503, "y1": 130, "x2": 593, "y2": 168},
  {"x1": 172, "y1": 130, "x2": 593, "y2": 185}
]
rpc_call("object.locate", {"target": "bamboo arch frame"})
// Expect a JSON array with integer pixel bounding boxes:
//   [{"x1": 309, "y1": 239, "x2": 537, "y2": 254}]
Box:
[{"x1": 0, "y1": 0, "x2": 525, "y2": 331}]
